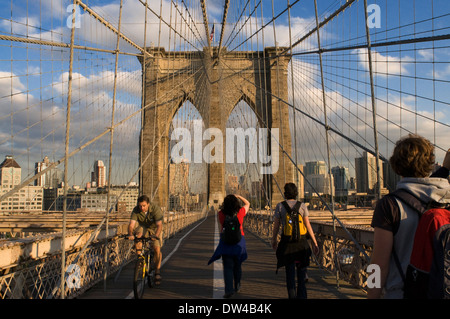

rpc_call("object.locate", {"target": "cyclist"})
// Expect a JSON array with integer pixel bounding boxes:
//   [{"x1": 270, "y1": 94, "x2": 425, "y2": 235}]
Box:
[{"x1": 127, "y1": 195, "x2": 164, "y2": 285}]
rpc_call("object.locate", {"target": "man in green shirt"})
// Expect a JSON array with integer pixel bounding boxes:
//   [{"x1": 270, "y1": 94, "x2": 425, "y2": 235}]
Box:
[{"x1": 128, "y1": 195, "x2": 164, "y2": 284}]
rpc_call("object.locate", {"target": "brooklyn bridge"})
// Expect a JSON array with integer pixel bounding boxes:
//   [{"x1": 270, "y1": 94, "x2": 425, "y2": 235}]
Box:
[{"x1": 0, "y1": 0, "x2": 449, "y2": 301}]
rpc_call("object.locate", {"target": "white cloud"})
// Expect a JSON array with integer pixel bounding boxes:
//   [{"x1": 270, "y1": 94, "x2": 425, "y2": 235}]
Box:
[
  {"x1": 418, "y1": 49, "x2": 433, "y2": 61},
  {"x1": 79, "y1": 0, "x2": 198, "y2": 51},
  {"x1": 55, "y1": 69, "x2": 142, "y2": 102},
  {"x1": 0, "y1": 71, "x2": 66, "y2": 157},
  {"x1": 0, "y1": 67, "x2": 141, "y2": 185},
  {"x1": 354, "y1": 48, "x2": 413, "y2": 76},
  {"x1": 287, "y1": 57, "x2": 450, "y2": 168},
  {"x1": 433, "y1": 64, "x2": 450, "y2": 79},
  {"x1": 0, "y1": 16, "x2": 41, "y2": 35}
]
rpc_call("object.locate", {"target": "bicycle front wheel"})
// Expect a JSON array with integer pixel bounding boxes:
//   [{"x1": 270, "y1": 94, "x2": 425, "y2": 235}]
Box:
[{"x1": 133, "y1": 257, "x2": 146, "y2": 299}]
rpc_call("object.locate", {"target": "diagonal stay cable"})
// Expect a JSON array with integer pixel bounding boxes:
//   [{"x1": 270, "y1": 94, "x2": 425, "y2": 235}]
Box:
[
  {"x1": 52, "y1": 63, "x2": 210, "y2": 271},
  {"x1": 220, "y1": 58, "x2": 371, "y2": 262},
  {"x1": 137, "y1": 0, "x2": 201, "y2": 51},
  {"x1": 228, "y1": 0, "x2": 301, "y2": 52},
  {"x1": 0, "y1": 66, "x2": 205, "y2": 203}
]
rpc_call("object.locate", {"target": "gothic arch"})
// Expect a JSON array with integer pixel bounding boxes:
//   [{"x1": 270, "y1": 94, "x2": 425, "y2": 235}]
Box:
[{"x1": 139, "y1": 47, "x2": 294, "y2": 208}]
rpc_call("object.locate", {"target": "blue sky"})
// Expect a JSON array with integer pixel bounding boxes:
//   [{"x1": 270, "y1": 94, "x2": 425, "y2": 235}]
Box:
[{"x1": 0, "y1": 0, "x2": 449, "y2": 187}]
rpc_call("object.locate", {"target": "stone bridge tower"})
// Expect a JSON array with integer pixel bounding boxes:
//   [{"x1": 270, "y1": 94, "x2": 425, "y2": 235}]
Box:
[{"x1": 139, "y1": 47, "x2": 294, "y2": 209}]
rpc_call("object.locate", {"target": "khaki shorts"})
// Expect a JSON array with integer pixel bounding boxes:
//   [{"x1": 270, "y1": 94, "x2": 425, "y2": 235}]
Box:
[{"x1": 134, "y1": 225, "x2": 163, "y2": 248}]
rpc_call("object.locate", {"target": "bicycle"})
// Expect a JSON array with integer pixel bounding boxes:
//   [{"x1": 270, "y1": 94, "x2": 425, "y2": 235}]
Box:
[{"x1": 131, "y1": 235, "x2": 158, "y2": 299}]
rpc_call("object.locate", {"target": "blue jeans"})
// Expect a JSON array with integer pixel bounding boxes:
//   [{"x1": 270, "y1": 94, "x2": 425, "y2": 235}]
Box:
[
  {"x1": 222, "y1": 255, "x2": 242, "y2": 295},
  {"x1": 285, "y1": 263, "x2": 307, "y2": 299}
]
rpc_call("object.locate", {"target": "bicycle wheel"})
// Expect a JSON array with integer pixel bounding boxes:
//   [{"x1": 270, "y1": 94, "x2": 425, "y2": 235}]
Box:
[{"x1": 133, "y1": 257, "x2": 146, "y2": 299}]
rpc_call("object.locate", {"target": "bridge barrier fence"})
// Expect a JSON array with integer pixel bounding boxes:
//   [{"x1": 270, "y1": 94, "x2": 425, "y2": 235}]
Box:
[
  {"x1": 0, "y1": 209, "x2": 207, "y2": 299},
  {"x1": 245, "y1": 209, "x2": 373, "y2": 291}
]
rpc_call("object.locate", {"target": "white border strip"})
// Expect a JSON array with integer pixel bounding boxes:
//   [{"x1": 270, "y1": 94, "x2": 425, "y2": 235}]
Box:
[{"x1": 212, "y1": 211, "x2": 224, "y2": 298}]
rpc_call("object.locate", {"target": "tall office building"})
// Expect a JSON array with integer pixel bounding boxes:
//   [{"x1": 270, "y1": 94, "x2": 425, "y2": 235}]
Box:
[
  {"x1": 304, "y1": 173, "x2": 334, "y2": 196},
  {"x1": 0, "y1": 155, "x2": 43, "y2": 212},
  {"x1": 305, "y1": 161, "x2": 327, "y2": 176},
  {"x1": 304, "y1": 161, "x2": 333, "y2": 196},
  {"x1": 331, "y1": 165, "x2": 350, "y2": 197},
  {"x1": 355, "y1": 151, "x2": 384, "y2": 194},
  {"x1": 0, "y1": 155, "x2": 21, "y2": 189},
  {"x1": 92, "y1": 160, "x2": 106, "y2": 187},
  {"x1": 35, "y1": 156, "x2": 62, "y2": 188},
  {"x1": 383, "y1": 161, "x2": 401, "y2": 192}
]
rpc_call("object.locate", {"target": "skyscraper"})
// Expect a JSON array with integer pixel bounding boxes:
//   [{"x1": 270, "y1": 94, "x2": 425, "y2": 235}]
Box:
[
  {"x1": 35, "y1": 156, "x2": 62, "y2": 188},
  {"x1": 0, "y1": 155, "x2": 21, "y2": 189},
  {"x1": 305, "y1": 161, "x2": 327, "y2": 176},
  {"x1": 331, "y1": 165, "x2": 350, "y2": 197},
  {"x1": 93, "y1": 160, "x2": 106, "y2": 187},
  {"x1": 1, "y1": 155, "x2": 43, "y2": 212},
  {"x1": 355, "y1": 151, "x2": 383, "y2": 194}
]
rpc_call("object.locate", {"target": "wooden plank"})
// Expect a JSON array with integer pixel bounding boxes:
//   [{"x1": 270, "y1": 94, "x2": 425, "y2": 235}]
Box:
[{"x1": 80, "y1": 214, "x2": 367, "y2": 299}]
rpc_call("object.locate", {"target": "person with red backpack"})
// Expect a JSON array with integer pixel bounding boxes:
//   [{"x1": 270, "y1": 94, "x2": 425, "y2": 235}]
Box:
[{"x1": 368, "y1": 134, "x2": 450, "y2": 299}]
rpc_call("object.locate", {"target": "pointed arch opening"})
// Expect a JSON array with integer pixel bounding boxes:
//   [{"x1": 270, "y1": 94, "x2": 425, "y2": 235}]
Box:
[
  {"x1": 168, "y1": 99, "x2": 207, "y2": 212},
  {"x1": 225, "y1": 99, "x2": 268, "y2": 211}
]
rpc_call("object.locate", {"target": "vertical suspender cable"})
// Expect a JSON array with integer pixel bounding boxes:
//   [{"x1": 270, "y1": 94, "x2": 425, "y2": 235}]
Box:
[
  {"x1": 61, "y1": 0, "x2": 77, "y2": 299},
  {"x1": 260, "y1": 2, "x2": 271, "y2": 207},
  {"x1": 363, "y1": 0, "x2": 382, "y2": 200},
  {"x1": 140, "y1": 0, "x2": 148, "y2": 195},
  {"x1": 167, "y1": 0, "x2": 173, "y2": 212},
  {"x1": 287, "y1": 0, "x2": 299, "y2": 192},
  {"x1": 271, "y1": 0, "x2": 286, "y2": 187},
  {"x1": 151, "y1": 0, "x2": 164, "y2": 202},
  {"x1": 313, "y1": 0, "x2": 339, "y2": 288},
  {"x1": 104, "y1": 0, "x2": 123, "y2": 291}
]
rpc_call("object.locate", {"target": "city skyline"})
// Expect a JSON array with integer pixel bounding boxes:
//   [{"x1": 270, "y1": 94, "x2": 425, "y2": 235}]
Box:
[{"x1": 0, "y1": 0, "x2": 449, "y2": 203}]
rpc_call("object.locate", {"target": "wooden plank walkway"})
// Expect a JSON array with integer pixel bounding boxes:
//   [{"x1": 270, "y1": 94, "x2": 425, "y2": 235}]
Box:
[{"x1": 80, "y1": 211, "x2": 367, "y2": 300}]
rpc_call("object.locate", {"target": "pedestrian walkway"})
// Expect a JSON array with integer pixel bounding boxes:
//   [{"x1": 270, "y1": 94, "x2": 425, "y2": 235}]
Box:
[{"x1": 80, "y1": 211, "x2": 367, "y2": 299}]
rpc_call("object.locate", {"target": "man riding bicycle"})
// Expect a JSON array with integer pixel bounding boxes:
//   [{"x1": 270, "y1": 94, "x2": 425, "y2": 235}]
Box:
[{"x1": 127, "y1": 195, "x2": 163, "y2": 285}]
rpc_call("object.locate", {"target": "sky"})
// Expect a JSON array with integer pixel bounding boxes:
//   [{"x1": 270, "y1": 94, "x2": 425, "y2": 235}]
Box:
[{"x1": 0, "y1": 0, "x2": 449, "y2": 189}]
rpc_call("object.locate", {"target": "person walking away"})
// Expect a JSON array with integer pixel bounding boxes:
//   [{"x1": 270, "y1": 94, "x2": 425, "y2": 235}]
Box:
[
  {"x1": 271, "y1": 183, "x2": 319, "y2": 299},
  {"x1": 208, "y1": 194, "x2": 250, "y2": 298},
  {"x1": 368, "y1": 134, "x2": 450, "y2": 298},
  {"x1": 128, "y1": 195, "x2": 164, "y2": 285}
]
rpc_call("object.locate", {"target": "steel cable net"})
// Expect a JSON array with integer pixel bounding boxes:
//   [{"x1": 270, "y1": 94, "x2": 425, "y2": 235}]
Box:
[{"x1": 0, "y1": 0, "x2": 448, "y2": 298}]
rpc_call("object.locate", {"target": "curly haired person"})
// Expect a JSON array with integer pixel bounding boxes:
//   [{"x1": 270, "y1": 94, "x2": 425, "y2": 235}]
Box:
[{"x1": 368, "y1": 134, "x2": 450, "y2": 299}]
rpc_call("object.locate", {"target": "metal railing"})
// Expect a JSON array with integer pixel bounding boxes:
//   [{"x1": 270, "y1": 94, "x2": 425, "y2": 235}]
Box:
[
  {"x1": 244, "y1": 209, "x2": 373, "y2": 291},
  {"x1": 0, "y1": 210, "x2": 206, "y2": 299}
]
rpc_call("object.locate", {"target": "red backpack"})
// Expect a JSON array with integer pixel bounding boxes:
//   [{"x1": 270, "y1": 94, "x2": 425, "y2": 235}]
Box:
[{"x1": 393, "y1": 189, "x2": 450, "y2": 299}]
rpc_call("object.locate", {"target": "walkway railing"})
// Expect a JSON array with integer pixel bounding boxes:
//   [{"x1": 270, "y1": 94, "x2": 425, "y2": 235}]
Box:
[
  {"x1": 245, "y1": 209, "x2": 373, "y2": 291},
  {"x1": 0, "y1": 210, "x2": 206, "y2": 299}
]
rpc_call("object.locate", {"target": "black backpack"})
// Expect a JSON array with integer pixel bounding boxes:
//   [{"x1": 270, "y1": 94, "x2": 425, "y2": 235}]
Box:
[{"x1": 222, "y1": 213, "x2": 242, "y2": 245}]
